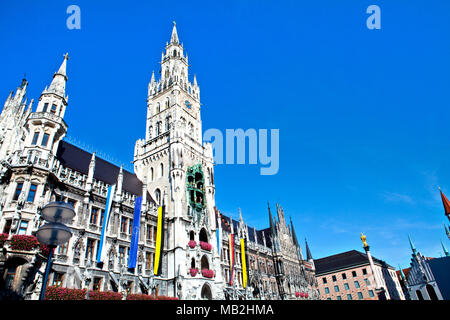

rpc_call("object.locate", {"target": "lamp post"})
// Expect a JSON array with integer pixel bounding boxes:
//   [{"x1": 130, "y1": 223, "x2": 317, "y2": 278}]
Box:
[{"x1": 36, "y1": 201, "x2": 75, "y2": 300}]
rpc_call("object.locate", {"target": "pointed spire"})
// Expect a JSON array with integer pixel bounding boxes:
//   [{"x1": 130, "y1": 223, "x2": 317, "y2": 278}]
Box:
[
  {"x1": 268, "y1": 202, "x2": 276, "y2": 235},
  {"x1": 170, "y1": 21, "x2": 179, "y2": 44},
  {"x1": 398, "y1": 265, "x2": 406, "y2": 281},
  {"x1": 290, "y1": 217, "x2": 299, "y2": 246},
  {"x1": 47, "y1": 53, "x2": 69, "y2": 98},
  {"x1": 193, "y1": 74, "x2": 197, "y2": 87},
  {"x1": 151, "y1": 70, "x2": 155, "y2": 83},
  {"x1": 441, "y1": 240, "x2": 450, "y2": 257},
  {"x1": 408, "y1": 235, "x2": 417, "y2": 255},
  {"x1": 305, "y1": 238, "x2": 313, "y2": 261},
  {"x1": 439, "y1": 187, "x2": 450, "y2": 219},
  {"x1": 445, "y1": 223, "x2": 450, "y2": 238}
]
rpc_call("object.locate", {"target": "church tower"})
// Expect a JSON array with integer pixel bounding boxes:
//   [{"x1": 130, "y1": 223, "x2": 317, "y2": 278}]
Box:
[{"x1": 133, "y1": 23, "x2": 221, "y2": 299}]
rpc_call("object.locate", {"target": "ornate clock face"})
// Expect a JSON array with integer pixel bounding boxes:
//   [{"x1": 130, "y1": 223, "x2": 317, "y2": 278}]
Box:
[{"x1": 185, "y1": 100, "x2": 191, "y2": 109}]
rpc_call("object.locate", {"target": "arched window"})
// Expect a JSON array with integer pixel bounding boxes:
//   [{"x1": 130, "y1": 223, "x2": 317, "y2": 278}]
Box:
[
  {"x1": 160, "y1": 163, "x2": 164, "y2": 177},
  {"x1": 156, "y1": 103, "x2": 160, "y2": 113},
  {"x1": 155, "y1": 188, "x2": 161, "y2": 204},
  {"x1": 165, "y1": 98, "x2": 170, "y2": 108},
  {"x1": 189, "y1": 231, "x2": 195, "y2": 241},
  {"x1": 156, "y1": 122, "x2": 161, "y2": 136},
  {"x1": 199, "y1": 228, "x2": 208, "y2": 243},
  {"x1": 201, "y1": 284, "x2": 212, "y2": 300},
  {"x1": 191, "y1": 258, "x2": 196, "y2": 269},
  {"x1": 416, "y1": 290, "x2": 424, "y2": 300},
  {"x1": 173, "y1": 50, "x2": 176, "y2": 57},
  {"x1": 426, "y1": 284, "x2": 438, "y2": 300},
  {"x1": 150, "y1": 168, "x2": 154, "y2": 181},
  {"x1": 201, "y1": 255, "x2": 209, "y2": 270}
]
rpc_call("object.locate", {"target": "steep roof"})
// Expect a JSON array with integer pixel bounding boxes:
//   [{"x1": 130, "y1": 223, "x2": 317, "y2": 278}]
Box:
[
  {"x1": 56, "y1": 140, "x2": 147, "y2": 198},
  {"x1": 216, "y1": 212, "x2": 272, "y2": 248},
  {"x1": 314, "y1": 250, "x2": 393, "y2": 275}
]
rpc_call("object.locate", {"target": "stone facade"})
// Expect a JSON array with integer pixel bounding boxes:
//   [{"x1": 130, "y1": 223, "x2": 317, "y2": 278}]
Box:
[{"x1": 0, "y1": 23, "x2": 317, "y2": 300}]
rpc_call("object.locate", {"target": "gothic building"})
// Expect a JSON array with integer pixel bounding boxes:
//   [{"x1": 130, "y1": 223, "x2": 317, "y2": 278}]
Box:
[{"x1": 0, "y1": 23, "x2": 317, "y2": 300}]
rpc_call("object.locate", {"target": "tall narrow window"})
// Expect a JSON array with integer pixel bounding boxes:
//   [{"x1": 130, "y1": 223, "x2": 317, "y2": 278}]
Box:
[
  {"x1": 128, "y1": 219, "x2": 133, "y2": 234},
  {"x1": 5, "y1": 266, "x2": 17, "y2": 289},
  {"x1": 160, "y1": 163, "x2": 164, "y2": 177},
  {"x1": 3, "y1": 219, "x2": 12, "y2": 234},
  {"x1": 18, "y1": 221, "x2": 28, "y2": 235},
  {"x1": 31, "y1": 132, "x2": 39, "y2": 145},
  {"x1": 27, "y1": 184, "x2": 37, "y2": 202},
  {"x1": 90, "y1": 208, "x2": 99, "y2": 225},
  {"x1": 50, "y1": 104, "x2": 57, "y2": 114},
  {"x1": 93, "y1": 277, "x2": 102, "y2": 291},
  {"x1": 99, "y1": 209, "x2": 105, "y2": 227},
  {"x1": 53, "y1": 273, "x2": 64, "y2": 287},
  {"x1": 41, "y1": 133, "x2": 49, "y2": 147},
  {"x1": 42, "y1": 103, "x2": 49, "y2": 113},
  {"x1": 13, "y1": 182, "x2": 23, "y2": 201},
  {"x1": 120, "y1": 217, "x2": 127, "y2": 233},
  {"x1": 85, "y1": 239, "x2": 96, "y2": 260}
]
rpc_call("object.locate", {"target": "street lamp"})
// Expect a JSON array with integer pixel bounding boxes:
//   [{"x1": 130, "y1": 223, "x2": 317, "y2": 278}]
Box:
[{"x1": 36, "y1": 201, "x2": 75, "y2": 300}]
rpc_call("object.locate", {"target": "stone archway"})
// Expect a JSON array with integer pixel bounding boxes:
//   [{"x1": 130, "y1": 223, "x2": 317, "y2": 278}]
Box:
[
  {"x1": 200, "y1": 255, "x2": 209, "y2": 270},
  {"x1": 426, "y1": 284, "x2": 438, "y2": 300},
  {"x1": 201, "y1": 283, "x2": 212, "y2": 300}
]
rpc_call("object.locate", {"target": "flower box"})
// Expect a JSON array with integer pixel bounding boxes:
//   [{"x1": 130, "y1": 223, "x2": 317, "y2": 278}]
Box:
[
  {"x1": 88, "y1": 290, "x2": 123, "y2": 300},
  {"x1": 10, "y1": 235, "x2": 39, "y2": 251},
  {"x1": 44, "y1": 286, "x2": 87, "y2": 300},
  {"x1": 0, "y1": 233, "x2": 8, "y2": 247},
  {"x1": 295, "y1": 292, "x2": 300, "y2": 298},
  {"x1": 126, "y1": 293, "x2": 155, "y2": 300},
  {"x1": 199, "y1": 241, "x2": 212, "y2": 251},
  {"x1": 188, "y1": 240, "x2": 197, "y2": 249},
  {"x1": 189, "y1": 268, "x2": 198, "y2": 277},
  {"x1": 201, "y1": 269, "x2": 214, "y2": 278}
]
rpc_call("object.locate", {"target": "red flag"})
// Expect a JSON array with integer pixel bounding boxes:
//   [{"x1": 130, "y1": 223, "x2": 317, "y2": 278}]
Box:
[{"x1": 440, "y1": 189, "x2": 450, "y2": 217}]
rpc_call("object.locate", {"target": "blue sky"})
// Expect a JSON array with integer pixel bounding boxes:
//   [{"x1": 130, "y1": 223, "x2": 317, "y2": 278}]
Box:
[{"x1": 1, "y1": 1, "x2": 450, "y2": 269}]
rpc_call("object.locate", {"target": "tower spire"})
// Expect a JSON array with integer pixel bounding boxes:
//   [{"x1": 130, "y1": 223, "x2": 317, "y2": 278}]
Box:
[
  {"x1": 439, "y1": 187, "x2": 450, "y2": 221},
  {"x1": 47, "y1": 53, "x2": 69, "y2": 98},
  {"x1": 305, "y1": 238, "x2": 313, "y2": 260},
  {"x1": 408, "y1": 235, "x2": 417, "y2": 255},
  {"x1": 290, "y1": 217, "x2": 299, "y2": 246},
  {"x1": 170, "y1": 21, "x2": 179, "y2": 44},
  {"x1": 441, "y1": 240, "x2": 450, "y2": 257}
]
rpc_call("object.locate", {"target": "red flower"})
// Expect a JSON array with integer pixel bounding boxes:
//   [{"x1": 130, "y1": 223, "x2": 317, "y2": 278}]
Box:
[
  {"x1": 0, "y1": 233, "x2": 8, "y2": 242},
  {"x1": 189, "y1": 268, "x2": 198, "y2": 277},
  {"x1": 188, "y1": 240, "x2": 197, "y2": 249},
  {"x1": 201, "y1": 269, "x2": 214, "y2": 278},
  {"x1": 199, "y1": 241, "x2": 212, "y2": 251},
  {"x1": 295, "y1": 292, "x2": 300, "y2": 297},
  {"x1": 10, "y1": 235, "x2": 39, "y2": 251}
]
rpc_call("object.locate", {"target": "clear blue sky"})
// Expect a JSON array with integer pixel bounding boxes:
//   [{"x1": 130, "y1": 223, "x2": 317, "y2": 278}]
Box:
[{"x1": 1, "y1": 1, "x2": 450, "y2": 269}]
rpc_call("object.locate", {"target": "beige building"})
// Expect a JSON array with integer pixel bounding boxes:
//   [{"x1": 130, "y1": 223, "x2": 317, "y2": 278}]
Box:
[{"x1": 314, "y1": 250, "x2": 405, "y2": 300}]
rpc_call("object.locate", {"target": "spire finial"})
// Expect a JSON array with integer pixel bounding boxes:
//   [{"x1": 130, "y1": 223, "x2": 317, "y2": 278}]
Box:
[
  {"x1": 441, "y1": 240, "x2": 450, "y2": 257},
  {"x1": 408, "y1": 235, "x2": 417, "y2": 255},
  {"x1": 170, "y1": 21, "x2": 179, "y2": 44}
]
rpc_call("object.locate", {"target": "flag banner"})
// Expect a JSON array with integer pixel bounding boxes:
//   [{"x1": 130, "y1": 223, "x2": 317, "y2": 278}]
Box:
[
  {"x1": 97, "y1": 184, "x2": 116, "y2": 264},
  {"x1": 128, "y1": 196, "x2": 142, "y2": 269},
  {"x1": 229, "y1": 233, "x2": 235, "y2": 285},
  {"x1": 153, "y1": 205, "x2": 165, "y2": 276},
  {"x1": 216, "y1": 214, "x2": 222, "y2": 256},
  {"x1": 241, "y1": 238, "x2": 248, "y2": 288}
]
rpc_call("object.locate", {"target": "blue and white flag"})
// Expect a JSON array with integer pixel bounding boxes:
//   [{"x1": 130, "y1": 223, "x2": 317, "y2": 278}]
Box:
[
  {"x1": 96, "y1": 184, "x2": 116, "y2": 264},
  {"x1": 128, "y1": 196, "x2": 142, "y2": 269}
]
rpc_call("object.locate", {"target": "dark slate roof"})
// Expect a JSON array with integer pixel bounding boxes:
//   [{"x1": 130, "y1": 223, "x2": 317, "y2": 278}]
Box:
[
  {"x1": 314, "y1": 250, "x2": 393, "y2": 275},
  {"x1": 216, "y1": 212, "x2": 272, "y2": 248},
  {"x1": 56, "y1": 140, "x2": 146, "y2": 197}
]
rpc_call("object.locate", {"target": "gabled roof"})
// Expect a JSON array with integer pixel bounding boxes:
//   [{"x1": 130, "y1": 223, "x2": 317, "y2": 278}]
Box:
[
  {"x1": 314, "y1": 250, "x2": 393, "y2": 275},
  {"x1": 56, "y1": 140, "x2": 148, "y2": 198},
  {"x1": 216, "y1": 211, "x2": 272, "y2": 248}
]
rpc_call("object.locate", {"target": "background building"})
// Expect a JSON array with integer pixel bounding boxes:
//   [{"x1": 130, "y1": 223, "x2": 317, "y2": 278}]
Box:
[{"x1": 314, "y1": 248, "x2": 405, "y2": 300}]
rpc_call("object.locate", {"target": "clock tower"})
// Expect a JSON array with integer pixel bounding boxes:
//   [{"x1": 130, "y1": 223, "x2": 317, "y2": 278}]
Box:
[{"x1": 133, "y1": 22, "x2": 222, "y2": 299}]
